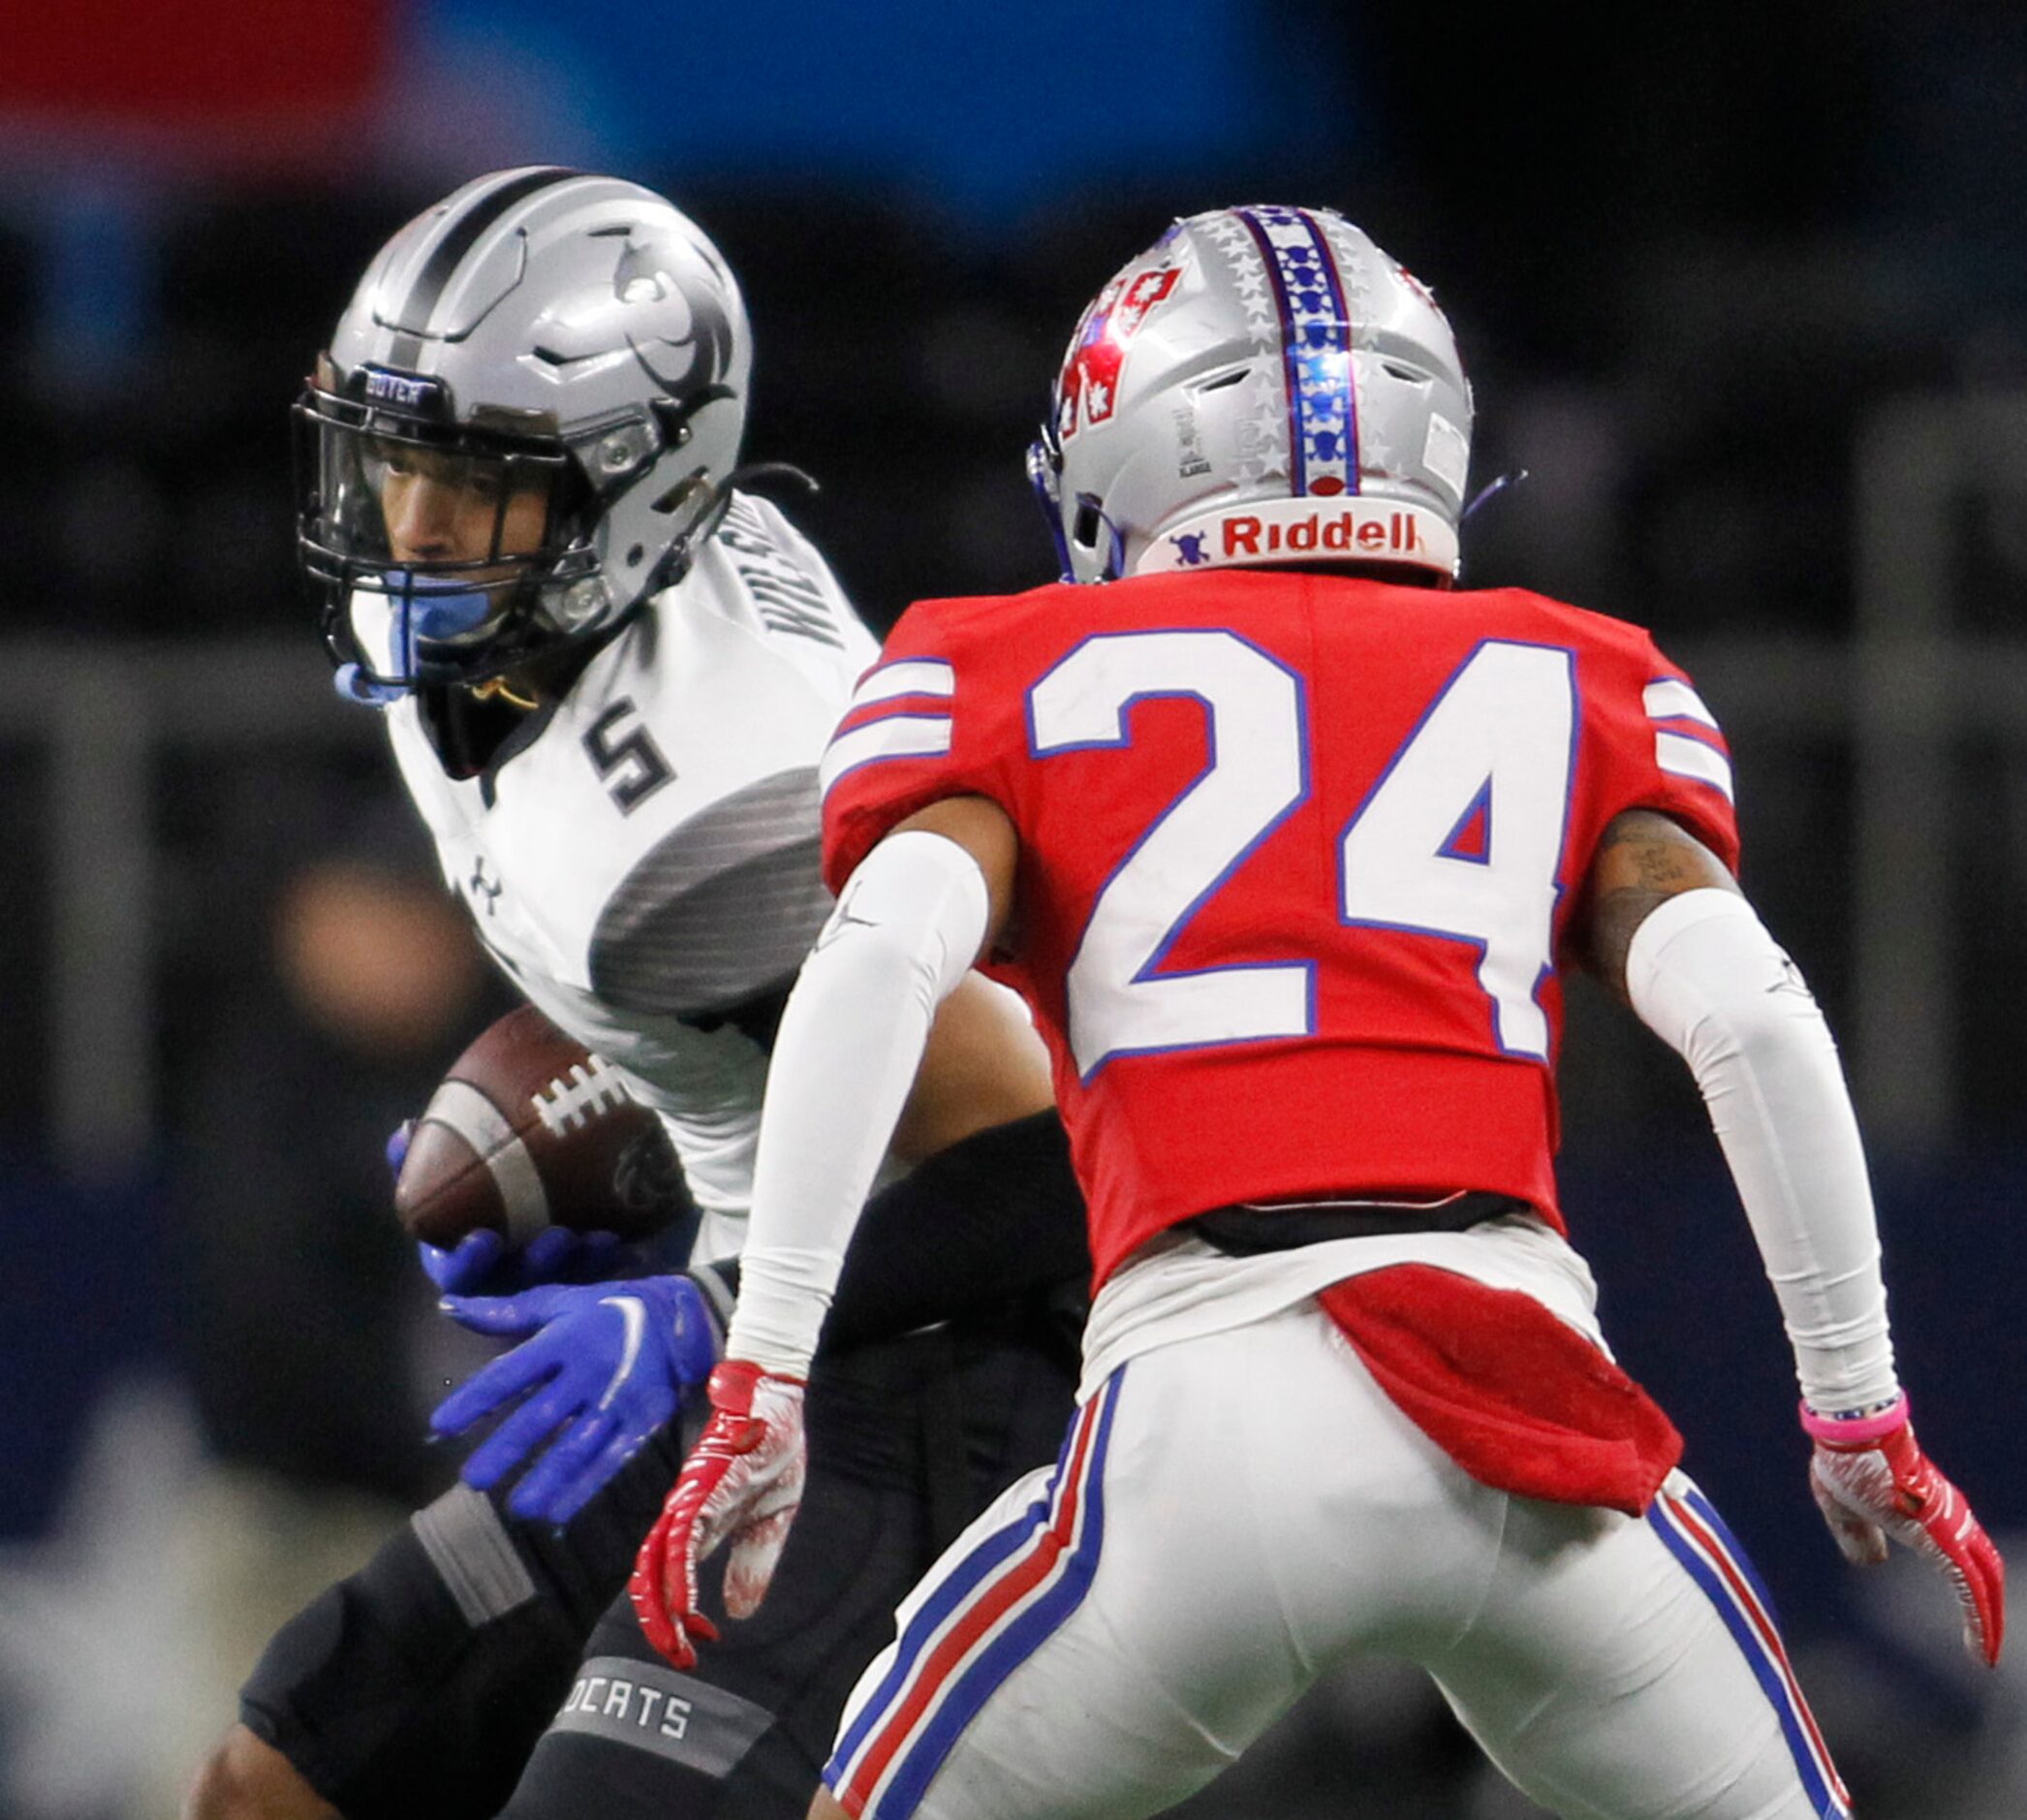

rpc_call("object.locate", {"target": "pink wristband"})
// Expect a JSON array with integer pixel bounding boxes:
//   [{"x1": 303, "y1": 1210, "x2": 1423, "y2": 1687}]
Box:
[{"x1": 1799, "y1": 1393, "x2": 1908, "y2": 1445}]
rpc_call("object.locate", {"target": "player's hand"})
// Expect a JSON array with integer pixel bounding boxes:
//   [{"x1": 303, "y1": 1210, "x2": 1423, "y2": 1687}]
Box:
[
  {"x1": 431, "y1": 1275, "x2": 718, "y2": 1524},
  {"x1": 418, "y1": 1225, "x2": 636, "y2": 1296},
  {"x1": 629, "y1": 1360, "x2": 807, "y2": 1668},
  {"x1": 1803, "y1": 1396, "x2": 2006, "y2": 1667}
]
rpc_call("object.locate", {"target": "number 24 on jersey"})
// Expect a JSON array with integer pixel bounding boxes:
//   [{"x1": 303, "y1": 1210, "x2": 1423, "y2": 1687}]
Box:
[{"x1": 1028, "y1": 631, "x2": 1575, "y2": 1079}]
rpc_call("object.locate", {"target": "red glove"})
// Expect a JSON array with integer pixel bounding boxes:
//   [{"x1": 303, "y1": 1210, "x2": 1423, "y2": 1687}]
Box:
[
  {"x1": 629, "y1": 1360, "x2": 807, "y2": 1669},
  {"x1": 1803, "y1": 1395, "x2": 2006, "y2": 1667}
]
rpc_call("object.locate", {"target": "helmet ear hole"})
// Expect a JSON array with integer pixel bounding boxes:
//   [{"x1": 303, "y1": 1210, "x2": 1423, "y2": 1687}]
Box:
[
  {"x1": 652, "y1": 470, "x2": 711, "y2": 516},
  {"x1": 1071, "y1": 498, "x2": 1105, "y2": 550}
]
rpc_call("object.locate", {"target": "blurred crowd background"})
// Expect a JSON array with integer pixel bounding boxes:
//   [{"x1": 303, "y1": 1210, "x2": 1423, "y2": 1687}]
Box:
[{"x1": 2, "y1": 3, "x2": 2025, "y2": 1814}]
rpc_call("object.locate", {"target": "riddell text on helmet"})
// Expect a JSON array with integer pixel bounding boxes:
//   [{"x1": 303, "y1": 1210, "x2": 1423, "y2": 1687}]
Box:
[{"x1": 1222, "y1": 510, "x2": 1425, "y2": 558}]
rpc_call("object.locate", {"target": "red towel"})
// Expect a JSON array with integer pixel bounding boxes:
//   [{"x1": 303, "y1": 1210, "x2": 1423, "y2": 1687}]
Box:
[{"x1": 1316, "y1": 1265, "x2": 1682, "y2": 1518}]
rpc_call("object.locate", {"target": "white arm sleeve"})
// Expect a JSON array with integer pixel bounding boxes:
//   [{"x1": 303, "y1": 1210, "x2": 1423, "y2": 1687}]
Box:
[
  {"x1": 723, "y1": 830, "x2": 990, "y2": 1377},
  {"x1": 1625, "y1": 888, "x2": 1898, "y2": 1411}
]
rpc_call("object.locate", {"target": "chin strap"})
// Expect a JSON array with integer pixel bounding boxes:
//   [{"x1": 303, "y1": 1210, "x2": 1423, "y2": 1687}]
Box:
[
  {"x1": 1027, "y1": 435, "x2": 1076, "y2": 581},
  {"x1": 471, "y1": 674, "x2": 541, "y2": 711},
  {"x1": 333, "y1": 658, "x2": 543, "y2": 714},
  {"x1": 1462, "y1": 468, "x2": 1529, "y2": 522},
  {"x1": 721, "y1": 461, "x2": 821, "y2": 498},
  {"x1": 1096, "y1": 501, "x2": 1127, "y2": 581},
  {"x1": 332, "y1": 570, "x2": 505, "y2": 709},
  {"x1": 332, "y1": 663, "x2": 402, "y2": 708}
]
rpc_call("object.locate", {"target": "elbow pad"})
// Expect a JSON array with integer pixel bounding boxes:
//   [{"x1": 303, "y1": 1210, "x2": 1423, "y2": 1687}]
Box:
[{"x1": 1626, "y1": 889, "x2": 1897, "y2": 1411}]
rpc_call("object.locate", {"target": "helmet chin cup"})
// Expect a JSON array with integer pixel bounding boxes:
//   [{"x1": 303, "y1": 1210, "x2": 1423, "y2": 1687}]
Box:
[
  {"x1": 330, "y1": 571, "x2": 509, "y2": 706},
  {"x1": 388, "y1": 571, "x2": 497, "y2": 643}
]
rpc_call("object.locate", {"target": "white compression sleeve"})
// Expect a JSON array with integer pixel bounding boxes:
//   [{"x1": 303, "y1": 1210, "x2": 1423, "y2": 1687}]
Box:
[
  {"x1": 1625, "y1": 888, "x2": 1898, "y2": 1411},
  {"x1": 724, "y1": 830, "x2": 990, "y2": 1378}
]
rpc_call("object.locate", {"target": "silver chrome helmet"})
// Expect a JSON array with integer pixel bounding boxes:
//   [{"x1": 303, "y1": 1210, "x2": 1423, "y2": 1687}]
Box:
[
  {"x1": 296, "y1": 167, "x2": 753, "y2": 699},
  {"x1": 1029, "y1": 204, "x2": 1472, "y2": 584}
]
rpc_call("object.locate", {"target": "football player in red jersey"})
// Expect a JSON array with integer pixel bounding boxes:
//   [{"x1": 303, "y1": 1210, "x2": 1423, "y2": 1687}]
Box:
[{"x1": 630, "y1": 205, "x2": 2004, "y2": 1820}]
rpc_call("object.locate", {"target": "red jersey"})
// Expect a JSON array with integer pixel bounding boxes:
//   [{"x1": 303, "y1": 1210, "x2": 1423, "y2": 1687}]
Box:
[{"x1": 821, "y1": 570, "x2": 1740, "y2": 1288}]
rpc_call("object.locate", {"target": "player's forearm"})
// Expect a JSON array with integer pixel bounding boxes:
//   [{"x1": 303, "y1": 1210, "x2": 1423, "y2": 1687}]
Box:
[
  {"x1": 1627, "y1": 888, "x2": 1897, "y2": 1411},
  {"x1": 723, "y1": 831, "x2": 991, "y2": 1376}
]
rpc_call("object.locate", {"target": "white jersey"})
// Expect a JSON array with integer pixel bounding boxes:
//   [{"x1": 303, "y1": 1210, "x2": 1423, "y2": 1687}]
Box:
[{"x1": 387, "y1": 492, "x2": 879, "y2": 1255}]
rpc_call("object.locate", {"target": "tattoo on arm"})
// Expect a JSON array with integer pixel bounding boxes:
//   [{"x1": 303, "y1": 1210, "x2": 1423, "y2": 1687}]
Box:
[{"x1": 1581, "y1": 809, "x2": 1739, "y2": 999}]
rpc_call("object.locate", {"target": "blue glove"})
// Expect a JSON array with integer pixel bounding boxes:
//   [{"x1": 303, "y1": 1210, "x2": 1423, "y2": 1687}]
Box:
[
  {"x1": 431, "y1": 1274, "x2": 719, "y2": 1525},
  {"x1": 419, "y1": 1226, "x2": 635, "y2": 1295}
]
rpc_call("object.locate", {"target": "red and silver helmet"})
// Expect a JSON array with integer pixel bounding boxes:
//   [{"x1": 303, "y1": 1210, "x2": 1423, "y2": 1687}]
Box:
[
  {"x1": 296, "y1": 168, "x2": 753, "y2": 698},
  {"x1": 1029, "y1": 205, "x2": 1472, "y2": 584}
]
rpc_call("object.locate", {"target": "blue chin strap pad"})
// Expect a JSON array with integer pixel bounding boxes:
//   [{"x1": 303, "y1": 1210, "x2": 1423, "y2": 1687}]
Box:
[
  {"x1": 333, "y1": 663, "x2": 403, "y2": 708},
  {"x1": 403, "y1": 578, "x2": 495, "y2": 643},
  {"x1": 334, "y1": 573, "x2": 498, "y2": 707}
]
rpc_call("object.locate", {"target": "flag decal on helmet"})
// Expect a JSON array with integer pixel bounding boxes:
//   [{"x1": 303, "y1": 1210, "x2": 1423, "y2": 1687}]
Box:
[
  {"x1": 1059, "y1": 267, "x2": 1181, "y2": 440},
  {"x1": 1235, "y1": 206, "x2": 1357, "y2": 500}
]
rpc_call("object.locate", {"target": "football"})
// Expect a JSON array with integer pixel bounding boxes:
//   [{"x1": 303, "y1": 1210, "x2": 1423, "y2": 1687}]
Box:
[{"x1": 393, "y1": 1004, "x2": 689, "y2": 1248}]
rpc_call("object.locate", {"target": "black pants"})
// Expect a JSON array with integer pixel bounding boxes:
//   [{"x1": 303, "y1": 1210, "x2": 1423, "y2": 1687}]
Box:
[{"x1": 241, "y1": 1310, "x2": 1078, "y2": 1818}]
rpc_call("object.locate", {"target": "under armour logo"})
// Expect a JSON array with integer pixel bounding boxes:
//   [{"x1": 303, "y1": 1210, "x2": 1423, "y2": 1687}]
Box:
[{"x1": 469, "y1": 858, "x2": 504, "y2": 916}]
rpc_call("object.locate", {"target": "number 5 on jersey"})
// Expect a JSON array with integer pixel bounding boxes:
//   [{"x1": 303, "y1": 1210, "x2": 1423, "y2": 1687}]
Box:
[
  {"x1": 1028, "y1": 633, "x2": 1575, "y2": 1079},
  {"x1": 584, "y1": 697, "x2": 674, "y2": 813}
]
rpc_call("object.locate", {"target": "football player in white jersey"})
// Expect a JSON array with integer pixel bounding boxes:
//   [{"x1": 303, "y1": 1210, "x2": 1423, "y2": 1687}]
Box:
[{"x1": 186, "y1": 170, "x2": 1089, "y2": 1820}]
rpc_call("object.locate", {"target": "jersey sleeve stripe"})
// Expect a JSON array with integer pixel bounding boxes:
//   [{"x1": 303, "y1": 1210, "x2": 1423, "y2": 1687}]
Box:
[
  {"x1": 1654, "y1": 730, "x2": 1734, "y2": 801},
  {"x1": 1642, "y1": 677, "x2": 1720, "y2": 728},
  {"x1": 835, "y1": 696, "x2": 961, "y2": 739},
  {"x1": 820, "y1": 714, "x2": 956, "y2": 801},
  {"x1": 850, "y1": 659, "x2": 955, "y2": 709}
]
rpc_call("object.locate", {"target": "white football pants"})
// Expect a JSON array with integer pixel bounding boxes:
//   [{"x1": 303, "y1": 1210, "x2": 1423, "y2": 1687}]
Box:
[{"x1": 824, "y1": 1300, "x2": 1847, "y2": 1820}]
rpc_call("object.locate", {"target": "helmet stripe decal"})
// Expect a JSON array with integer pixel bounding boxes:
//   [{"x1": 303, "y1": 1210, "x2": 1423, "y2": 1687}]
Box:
[
  {"x1": 386, "y1": 166, "x2": 581, "y2": 363},
  {"x1": 1295, "y1": 207, "x2": 1358, "y2": 496},
  {"x1": 1235, "y1": 206, "x2": 1357, "y2": 498}
]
